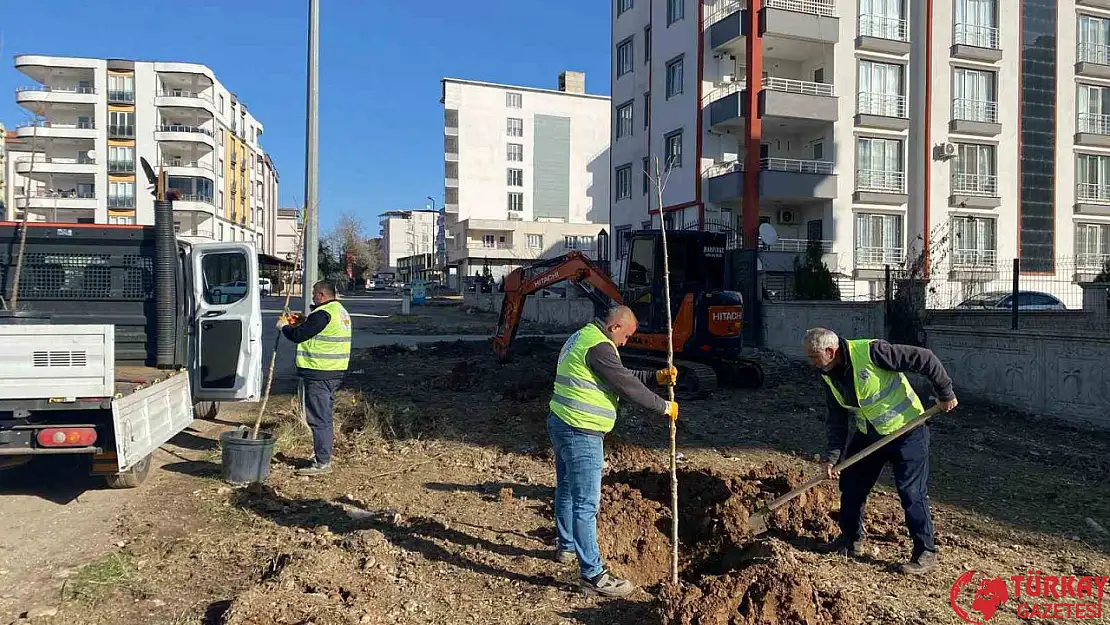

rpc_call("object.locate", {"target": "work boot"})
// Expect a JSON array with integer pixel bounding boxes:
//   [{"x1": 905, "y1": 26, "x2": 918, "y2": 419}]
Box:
[
  {"x1": 554, "y1": 550, "x2": 576, "y2": 565},
  {"x1": 898, "y1": 550, "x2": 939, "y2": 575},
  {"x1": 295, "y1": 462, "x2": 332, "y2": 477},
  {"x1": 820, "y1": 536, "x2": 865, "y2": 557},
  {"x1": 580, "y1": 569, "x2": 636, "y2": 598}
]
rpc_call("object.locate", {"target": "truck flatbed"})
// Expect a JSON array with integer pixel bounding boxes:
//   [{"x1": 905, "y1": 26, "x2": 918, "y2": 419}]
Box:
[{"x1": 114, "y1": 366, "x2": 183, "y2": 398}]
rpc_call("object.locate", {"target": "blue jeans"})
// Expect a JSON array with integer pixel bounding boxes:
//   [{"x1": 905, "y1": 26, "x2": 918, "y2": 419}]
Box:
[
  {"x1": 547, "y1": 413, "x2": 605, "y2": 580},
  {"x1": 304, "y1": 378, "x2": 342, "y2": 465},
  {"x1": 838, "y1": 424, "x2": 936, "y2": 558}
]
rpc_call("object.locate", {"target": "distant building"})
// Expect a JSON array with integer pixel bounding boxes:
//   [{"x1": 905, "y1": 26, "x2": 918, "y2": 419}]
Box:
[
  {"x1": 273, "y1": 206, "x2": 301, "y2": 262},
  {"x1": 380, "y1": 209, "x2": 438, "y2": 272},
  {"x1": 0, "y1": 124, "x2": 6, "y2": 215},
  {"x1": 440, "y1": 71, "x2": 611, "y2": 285}
]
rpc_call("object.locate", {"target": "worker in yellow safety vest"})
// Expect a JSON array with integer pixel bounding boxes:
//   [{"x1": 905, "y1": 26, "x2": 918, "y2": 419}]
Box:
[
  {"x1": 802, "y1": 327, "x2": 958, "y2": 575},
  {"x1": 277, "y1": 280, "x2": 352, "y2": 476},
  {"x1": 548, "y1": 305, "x2": 679, "y2": 598}
]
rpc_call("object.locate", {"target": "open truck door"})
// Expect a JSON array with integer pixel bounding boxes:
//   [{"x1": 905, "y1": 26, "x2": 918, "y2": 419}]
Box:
[{"x1": 191, "y1": 242, "x2": 263, "y2": 402}]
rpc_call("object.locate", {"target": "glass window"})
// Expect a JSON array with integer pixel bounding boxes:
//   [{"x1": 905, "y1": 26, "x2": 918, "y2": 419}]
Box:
[
  {"x1": 506, "y1": 92, "x2": 522, "y2": 108},
  {"x1": 616, "y1": 102, "x2": 634, "y2": 139},
  {"x1": 858, "y1": 59, "x2": 905, "y2": 117},
  {"x1": 507, "y1": 118, "x2": 523, "y2": 137},
  {"x1": 527, "y1": 234, "x2": 543, "y2": 249},
  {"x1": 666, "y1": 57, "x2": 684, "y2": 98},
  {"x1": 856, "y1": 137, "x2": 904, "y2": 191},
  {"x1": 615, "y1": 165, "x2": 632, "y2": 201},
  {"x1": 617, "y1": 38, "x2": 634, "y2": 78},
  {"x1": 507, "y1": 143, "x2": 524, "y2": 162},
  {"x1": 618, "y1": 0, "x2": 633, "y2": 16},
  {"x1": 665, "y1": 130, "x2": 683, "y2": 169},
  {"x1": 202, "y1": 252, "x2": 249, "y2": 305},
  {"x1": 667, "y1": 0, "x2": 684, "y2": 25},
  {"x1": 507, "y1": 168, "x2": 523, "y2": 186},
  {"x1": 507, "y1": 192, "x2": 524, "y2": 212},
  {"x1": 855, "y1": 213, "x2": 904, "y2": 264}
]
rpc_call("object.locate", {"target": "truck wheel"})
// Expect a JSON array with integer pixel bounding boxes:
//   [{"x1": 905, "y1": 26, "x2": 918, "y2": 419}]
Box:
[
  {"x1": 104, "y1": 454, "x2": 152, "y2": 489},
  {"x1": 194, "y1": 401, "x2": 220, "y2": 420}
]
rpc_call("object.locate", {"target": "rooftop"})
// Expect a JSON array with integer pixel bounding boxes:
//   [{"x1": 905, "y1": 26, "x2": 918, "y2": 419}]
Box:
[{"x1": 440, "y1": 77, "x2": 610, "y2": 102}]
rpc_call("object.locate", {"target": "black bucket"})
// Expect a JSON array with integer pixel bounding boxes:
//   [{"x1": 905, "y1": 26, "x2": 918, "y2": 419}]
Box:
[{"x1": 219, "y1": 430, "x2": 276, "y2": 485}]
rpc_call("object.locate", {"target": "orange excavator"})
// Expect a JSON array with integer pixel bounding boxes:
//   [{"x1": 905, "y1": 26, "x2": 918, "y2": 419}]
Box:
[{"x1": 491, "y1": 229, "x2": 764, "y2": 397}]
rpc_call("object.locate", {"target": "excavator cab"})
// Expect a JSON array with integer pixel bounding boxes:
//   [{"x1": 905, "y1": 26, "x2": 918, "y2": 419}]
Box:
[{"x1": 620, "y1": 230, "x2": 728, "y2": 335}]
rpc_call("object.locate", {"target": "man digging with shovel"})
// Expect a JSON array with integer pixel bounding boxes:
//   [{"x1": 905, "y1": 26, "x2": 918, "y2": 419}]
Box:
[{"x1": 802, "y1": 327, "x2": 958, "y2": 575}]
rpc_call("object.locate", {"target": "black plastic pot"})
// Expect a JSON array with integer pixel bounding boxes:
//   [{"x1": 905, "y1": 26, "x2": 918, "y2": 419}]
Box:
[{"x1": 219, "y1": 430, "x2": 276, "y2": 485}]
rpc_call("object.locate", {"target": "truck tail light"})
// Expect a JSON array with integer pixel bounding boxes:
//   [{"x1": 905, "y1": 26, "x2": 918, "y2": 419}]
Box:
[{"x1": 36, "y1": 428, "x2": 98, "y2": 448}]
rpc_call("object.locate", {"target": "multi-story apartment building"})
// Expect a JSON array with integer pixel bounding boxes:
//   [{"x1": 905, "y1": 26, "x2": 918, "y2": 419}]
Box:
[
  {"x1": 441, "y1": 72, "x2": 611, "y2": 286},
  {"x1": 380, "y1": 209, "x2": 439, "y2": 272},
  {"x1": 0, "y1": 125, "x2": 7, "y2": 215},
  {"x1": 612, "y1": 0, "x2": 1110, "y2": 305},
  {"x1": 260, "y1": 154, "x2": 280, "y2": 256},
  {"x1": 273, "y1": 206, "x2": 302, "y2": 260},
  {"x1": 9, "y1": 55, "x2": 276, "y2": 249}
]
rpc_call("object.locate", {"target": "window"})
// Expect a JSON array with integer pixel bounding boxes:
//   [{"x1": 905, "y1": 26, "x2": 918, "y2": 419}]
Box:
[
  {"x1": 643, "y1": 157, "x2": 651, "y2": 195},
  {"x1": 506, "y1": 92, "x2": 523, "y2": 108},
  {"x1": 617, "y1": 38, "x2": 634, "y2": 78},
  {"x1": 666, "y1": 56, "x2": 684, "y2": 98},
  {"x1": 856, "y1": 137, "x2": 904, "y2": 192},
  {"x1": 508, "y1": 192, "x2": 524, "y2": 212},
  {"x1": 218, "y1": 94, "x2": 225, "y2": 113},
  {"x1": 952, "y1": 143, "x2": 997, "y2": 196},
  {"x1": 219, "y1": 190, "x2": 225, "y2": 210},
  {"x1": 855, "y1": 213, "x2": 904, "y2": 264},
  {"x1": 665, "y1": 130, "x2": 683, "y2": 169},
  {"x1": 507, "y1": 117, "x2": 523, "y2": 137},
  {"x1": 108, "y1": 181, "x2": 135, "y2": 208},
  {"x1": 108, "y1": 215, "x2": 135, "y2": 225},
  {"x1": 952, "y1": 67, "x2": 997, "y2": 123},
  {"x1": 507, "y1": 168, "x2": 524, "y2": 186},
  {"x1": 615, "y1": 164, "x2": 633, "y2": 201},
  {"x1": 1076, "y1": 223, "x2": 1110, "y2": 268},
  {"x1": 813, "y1": 142, "x2": 824, "y2": 160},
  {"x1": 667, "y1": 0, "x2": 685, "y2": 25},
  {"x1": 858, "y1": 59, "x2": 905, "y2": 117},
  {"x1": 1077, "y1": 153, "x2": 1110, "y2": 202},
  {"x1": 955, "y1": 0, "x2": 998, "y2": 49},
  {"x1": 527, "y1": 234, "x2": 543, "y2": 249},
  {"x1": 859, "y1": 0, "x2": 907, "y2": 41},
  {"x1": 1079, "y1": 84, "x2": 1110, "y2": 134},
  {"x1": 507, "y1": 143, "x2": 524, "y2": 162},
  {"x1": 616, "y1": 101, "x2": 634, "y2": 139},
  {"x1": 616, "y1": 225, "x2": 632, "y2": 259},
  {"x1": 618, "y1": 0, "x2": 633, "y2": 16},
  {"x1": 951, "y1": 216, "x2": 997, "y2": 265},
  {"x1": 644, "y1": 92, "x2": 651, "y2": 128},
  {"x1": 644, "y1": 27, "x2": 652, "y2": 63},
  {"x1": 565, "y1": 235, "x2": 593, "y2": 250},
  {"x1": 483, "y1": 234, "x2": 496, "y2": 248},
  {"x1": 107, "y1": 74, "x2": 134, "y2": 102},
  {"x1": 109, "y1": 111, "x2": 134, "y2": 137},
  {"x1": 107, "y1": 146, "x2": 134, "y2": 173}
]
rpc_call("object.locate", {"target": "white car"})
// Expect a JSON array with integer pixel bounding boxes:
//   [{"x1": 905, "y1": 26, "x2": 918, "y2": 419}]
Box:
[
  {"x1": 258, "y1": 278, "x2": 272, "y2": 296},
  {"x1": 955, "y1": 290, "x2": 1066, "y2": 311},
  {"x1": 209, "y1": 280, "x2": 249, "y2": 302}
]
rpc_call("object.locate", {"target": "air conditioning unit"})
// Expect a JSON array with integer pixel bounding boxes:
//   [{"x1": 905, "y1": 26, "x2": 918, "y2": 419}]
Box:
[
  {"x1": 777, "y1": 209, "x2": 797, "y2": 225},
  {"x1": 941, "y1": 142, "x2": 958, "y2": 158}
]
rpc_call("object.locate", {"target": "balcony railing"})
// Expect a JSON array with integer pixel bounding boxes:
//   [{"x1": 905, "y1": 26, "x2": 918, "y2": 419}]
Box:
[
  {"x1": 1077, "y1": 252, "x2": 1110, "y2": 271},
  {"x1": 702, "y1": 80, "x2": 745, "y2": 106},
  {"x1": 951, "y1": 172, "x2": 998, "y2": 196},
  {"x1": 858, "y1": 14, "x2": 908, "y2": 41},
  {"x1": 954, "y1": 23, "x2": 1000, "y2": 49},
  {"x1": 704, "y1": 0, "x2": 741, "y2": 26},
  {"x1": 31, "y1": 190, "x2": 96, "y2": 200},
  {"x1": 858, "y1": 92, "x2": 907, "y2": 118},
  {"x1": 108, "y1": 160, "x2": 135, "y2": 173},
  {"x1": 951, "y1": 249, "x2": 998, "y2": 267},
  {"x1": 1078, "y1": 42, "x2": 1110, "y2": 66},
  {"x1": 1078, "y1": 112, "x2": 1110, "y2": 135},
  {"x1": 1077, "y1": 182, "x2": 1110, "y2": 203},
  {"x1": 108, "y1": 90, "x2": 135, "y2": 103},
  {"x1": 164, "y1": 159, "x2": 214, "y2": 171},
  {"x1": 856, "y1": 169, "x2": 905, "y2": 193},
  {"x1": 19, "y1": 120, "x2": 95, "y2": 130},
  {"x1": 765, "y1": 238, "x2": 834, "y2": 253},
  {"x1": 158, "y1": 88, "x2": 213, "y2": 103},
  {"x1": 952, "y1": 98, "x2": 999, "y2": 123},
  {"x1": 16, "y1": 155, "x2": 95, "y2": 165},
  {"x1": 764, "y1": 0, "x2": 836, "y2": 18},
  {"x1": 763, "y1": 76, "x2": 834, "y2": 97},
  {"x1": 158, "y1": 124, "x2": 213, "y2": 137},
  {"x1": 107, "y1": 196, "x2": 136, "y2": 209},
  {"x1": 703, "y1": 160, "x2": 744, "y2": 178},
  {"x1": 174, "y1": 194, "x2": 215, "y2": 204},
  {"x1": 467, "y1": 242, "x2": 514, "y2": 251},
  {"x1": 16, "y1": 84, "x2": 95, "y2": 94},
  {"x1": 109, "y1": 125, "x2": 135, "y2": 138},
  {"x1": 856, "y1": 247, "x2": 905, "y2": 266},
  {"x1": 761, "y1": 157, "x2": 834, "y2": 174}
]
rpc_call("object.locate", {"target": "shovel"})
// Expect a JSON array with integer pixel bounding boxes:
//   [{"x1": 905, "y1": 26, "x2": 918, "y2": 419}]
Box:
[{"x1": 746, "y1": 403, "x2": 944, "y2": 536}]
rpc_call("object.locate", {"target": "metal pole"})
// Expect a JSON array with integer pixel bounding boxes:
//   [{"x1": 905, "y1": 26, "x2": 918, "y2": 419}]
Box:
[
  {"x1": 302, "y1": 0, "x2": 320, "y2": 314},
  {"x1": 907, "y1": 0, "x2": 928, "y2": 261}
]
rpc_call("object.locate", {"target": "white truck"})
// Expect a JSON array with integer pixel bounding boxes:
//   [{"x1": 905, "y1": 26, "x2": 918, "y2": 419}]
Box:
[{"x1": 0, "y1": 217, "x2": 263, "y2": 488}]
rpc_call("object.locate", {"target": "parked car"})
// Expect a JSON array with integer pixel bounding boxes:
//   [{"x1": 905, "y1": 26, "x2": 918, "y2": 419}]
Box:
[
  {"x1": 209, "y1": 280, "x2": 250, "y2": 303},
  {"x1": 258, "y1": 277, "x2": 272, "y2": 296},
  {"x1": 955, "y1": 290, "x2": 1066, "y2": 311}
]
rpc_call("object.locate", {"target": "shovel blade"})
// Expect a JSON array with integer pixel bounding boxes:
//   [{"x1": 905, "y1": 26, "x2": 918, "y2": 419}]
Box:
[{"x1": 747, "y1": 511, "x2": 770, "y2": 536}]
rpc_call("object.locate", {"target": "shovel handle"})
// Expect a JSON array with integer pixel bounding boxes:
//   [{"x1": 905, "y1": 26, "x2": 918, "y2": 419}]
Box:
[{"x1": 761, "y1": 404, "x2": 944, "y2": 514}]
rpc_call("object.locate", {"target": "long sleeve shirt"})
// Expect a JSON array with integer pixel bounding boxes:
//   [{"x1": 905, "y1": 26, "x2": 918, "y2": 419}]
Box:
[
  {"x1": 281, "y1": 302, "x2": 343, "y2": 380},
  {"x1": 822, "y1": 337, "x2": 955, "y2": 463}
]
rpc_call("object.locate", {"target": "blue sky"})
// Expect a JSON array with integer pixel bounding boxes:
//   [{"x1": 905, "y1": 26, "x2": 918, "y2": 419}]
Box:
[{"x1": 1, "y1": 0, "x2": 612, "y2": 233}]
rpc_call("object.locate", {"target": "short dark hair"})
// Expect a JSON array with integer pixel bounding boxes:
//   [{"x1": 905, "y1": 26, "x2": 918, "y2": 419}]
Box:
[{"x1": 313, "y1": 280, "x2": 335, "y2": 297}]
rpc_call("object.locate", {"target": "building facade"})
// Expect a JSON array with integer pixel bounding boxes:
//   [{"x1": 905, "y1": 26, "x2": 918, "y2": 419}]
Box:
[
  {"x1": 273, "y1": 206, "x2": 302, "y2": 261},
  {"x1": 380, "y1": 209, "x2": 438, "y2": 272},
  {"x1": 611, "y1": 0, "x2": 1110, "y2": 305},
  {"x1": 441, "y1": 72, "x2": 612, "y2": 284},
  {"x1": 9, "y1": 55, "x2": 277, "y2": 250}
]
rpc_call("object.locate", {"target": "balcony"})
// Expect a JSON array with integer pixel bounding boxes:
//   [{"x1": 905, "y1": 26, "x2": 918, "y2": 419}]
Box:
[
  {"x1": 1076, "y1": 182, "x2": 1110, "y2": 216},
  {"x1": 15, "y1": 120, "x2": 96, "y2": 141},
  {"x1": 24, "y1": 190, "x2": 97, "y2": 211},
  {"x1": 156, "y1": 124, "x2": 215, "y2": 148},
  {"x1": 156, "y1": 88, "x2": 215, "y2": 112},
  {"x1": 856, "y1": 14, "x2": 910, "y2": 55},
  {"x1": 1077, "y1": 113, "x2": 1110, "y2": 148},
  {"x1": 16, "y1": 84, "x2": 96, "y2": 107},
  {"x1": 761, "y1": 77, "x2": 837, "y2": 122},
  {"x1": 854, "y1": 170, "x2": 907, "y2": 204},
  {"x1": 707, "y1": 157, "x2": 836, "y2": 203},
  {"x1": 950, "y1": 173, "x2": 999, "y2": 208},
  {"x1": 1076, "y1": 43, "x2": 1110, "y2": 79},
  {"x1": 1079, "y1": 0, "x2": 1110, "y2": 9},
  {"x1": 765, "y1": 238, "x2": 833, "y2": 253},
  {"x1": 950, "y1": 248, "x2": 1000, "y2": 280},
  {"x1": 1076, "y1": 252, "x2": 1110, "y2": 273},
  {"x1": 171, "y1": 194, "x2": 216, "y2": 215},
  {"x1": 952, "y1": 23, "x2": 1002, "y2": 62},
  {"x1": 950, "y1": 99, "x2": 1001, "y2": 136},
  {"x1": 855, "y1": 92, "x2": 908, "y2": 130},
  {"x1": 707, "y1": 0, "x2": 838, "y2": 54},
  {"x1": 162, "y1": 159, "x2": 215, "y2": 179},
  {"x1": 856, "y1": 247, "x2": 906, "y2": 269},
  {"x1": 15, "y1": 155, "x2": 97, "y2": 177}
]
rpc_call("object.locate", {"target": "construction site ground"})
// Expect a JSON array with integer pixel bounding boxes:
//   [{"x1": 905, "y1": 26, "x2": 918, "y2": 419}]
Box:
[{"x1": 3, "y1": 304, "x2": 1110, "y2": 624}]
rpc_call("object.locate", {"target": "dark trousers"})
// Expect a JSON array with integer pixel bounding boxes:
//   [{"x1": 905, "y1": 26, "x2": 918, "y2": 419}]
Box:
[
  {"x1": 838, "y1": 424, "x2": 936, "y2": 557},
  {"x1": 303, "y1": 378, "x2": 342, "y2": 465}
]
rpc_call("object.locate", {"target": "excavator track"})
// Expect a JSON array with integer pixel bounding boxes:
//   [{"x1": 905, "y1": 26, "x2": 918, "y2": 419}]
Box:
[{"x1": 619, "y1": 352, "x2": 719, "y2": 400}]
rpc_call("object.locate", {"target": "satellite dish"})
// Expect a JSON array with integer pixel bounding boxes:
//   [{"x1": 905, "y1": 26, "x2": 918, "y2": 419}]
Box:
[
  {"x1": 758, "y1": 222, "x2": 779, "y2": 247},
  {"x1": 85, "y1": 149, "x2": 97, "y2": 162}
]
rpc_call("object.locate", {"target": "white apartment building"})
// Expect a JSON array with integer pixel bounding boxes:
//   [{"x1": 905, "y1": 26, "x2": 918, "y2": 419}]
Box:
[
  {"x1": 273, "y1": 206, "x2": 302, "y2": 262},
  {"x1": 441, "y1": 72, "x2": 611, "y2": 284},
  {"x1": 9, "y1": 55, "x2": 277, "y2": 250},
  {"x1": 380, "y1": 209, "x2": 438, "y2": 271},
  {"x1": 611, "y1": 0, "x2": 1110, "y2": 305},
  {"x1": 0, "y1": 125, "x2": 7, "y2": 216}
]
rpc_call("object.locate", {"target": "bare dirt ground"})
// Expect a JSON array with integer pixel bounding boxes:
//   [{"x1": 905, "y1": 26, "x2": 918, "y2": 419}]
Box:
[
  {"x1": 4, "y1": 338, "x2": 1110, "y2": 625},
  {"x1": 347, "y1": 298, "x2": 578, "y2": 337}
]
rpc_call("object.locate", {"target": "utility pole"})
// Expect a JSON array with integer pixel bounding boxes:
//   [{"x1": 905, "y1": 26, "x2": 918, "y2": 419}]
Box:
[
  {"x1": 302, "y1": 0, "x2": 320, "y2": 312},
  {"x1": 907, "y1": 0, "x2": 929, "y2": 270}
]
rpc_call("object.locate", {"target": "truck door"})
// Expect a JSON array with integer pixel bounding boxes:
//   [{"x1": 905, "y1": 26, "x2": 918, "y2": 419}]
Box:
[{"x1": 190, "y1": 242, "x2": 263, "y2": 401}]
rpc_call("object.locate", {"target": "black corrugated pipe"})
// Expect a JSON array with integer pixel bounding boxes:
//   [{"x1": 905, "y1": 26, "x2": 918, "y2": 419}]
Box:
[{"x1": 154, "y1": 198, "x2": 176, "y2": 368}]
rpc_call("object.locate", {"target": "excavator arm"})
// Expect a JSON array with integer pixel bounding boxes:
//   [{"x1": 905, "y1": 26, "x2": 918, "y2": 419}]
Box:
[{"x1": 492, "y1": 252, "x2": 624, "y2": 360}]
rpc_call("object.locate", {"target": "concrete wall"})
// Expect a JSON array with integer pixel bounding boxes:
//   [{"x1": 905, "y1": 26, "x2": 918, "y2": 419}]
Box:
[
  {"x1": 925, "y1": 326, "x2": 1110, "y2": 429},
  {"x1": 927, "y1": 310, "x2": 1098, "y2": 331},
  {"x1": 762, "y1": 301, "x2": 886, "y2": 359},
  {"x1": 463, "y1": 292, "x2": 594, "y2": 327}
]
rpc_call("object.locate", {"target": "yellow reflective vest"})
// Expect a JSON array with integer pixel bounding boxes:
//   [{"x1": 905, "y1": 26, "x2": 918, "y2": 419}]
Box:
[
  {"x1": 821, "y1": 338, "x2": 925, "y2": 435},
  {"x1": 550, "y1": 323, "x2": 620, "y2": 433},
  {"x1": 295, "y1": 300, "x2": 352, "y2": 371}
]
